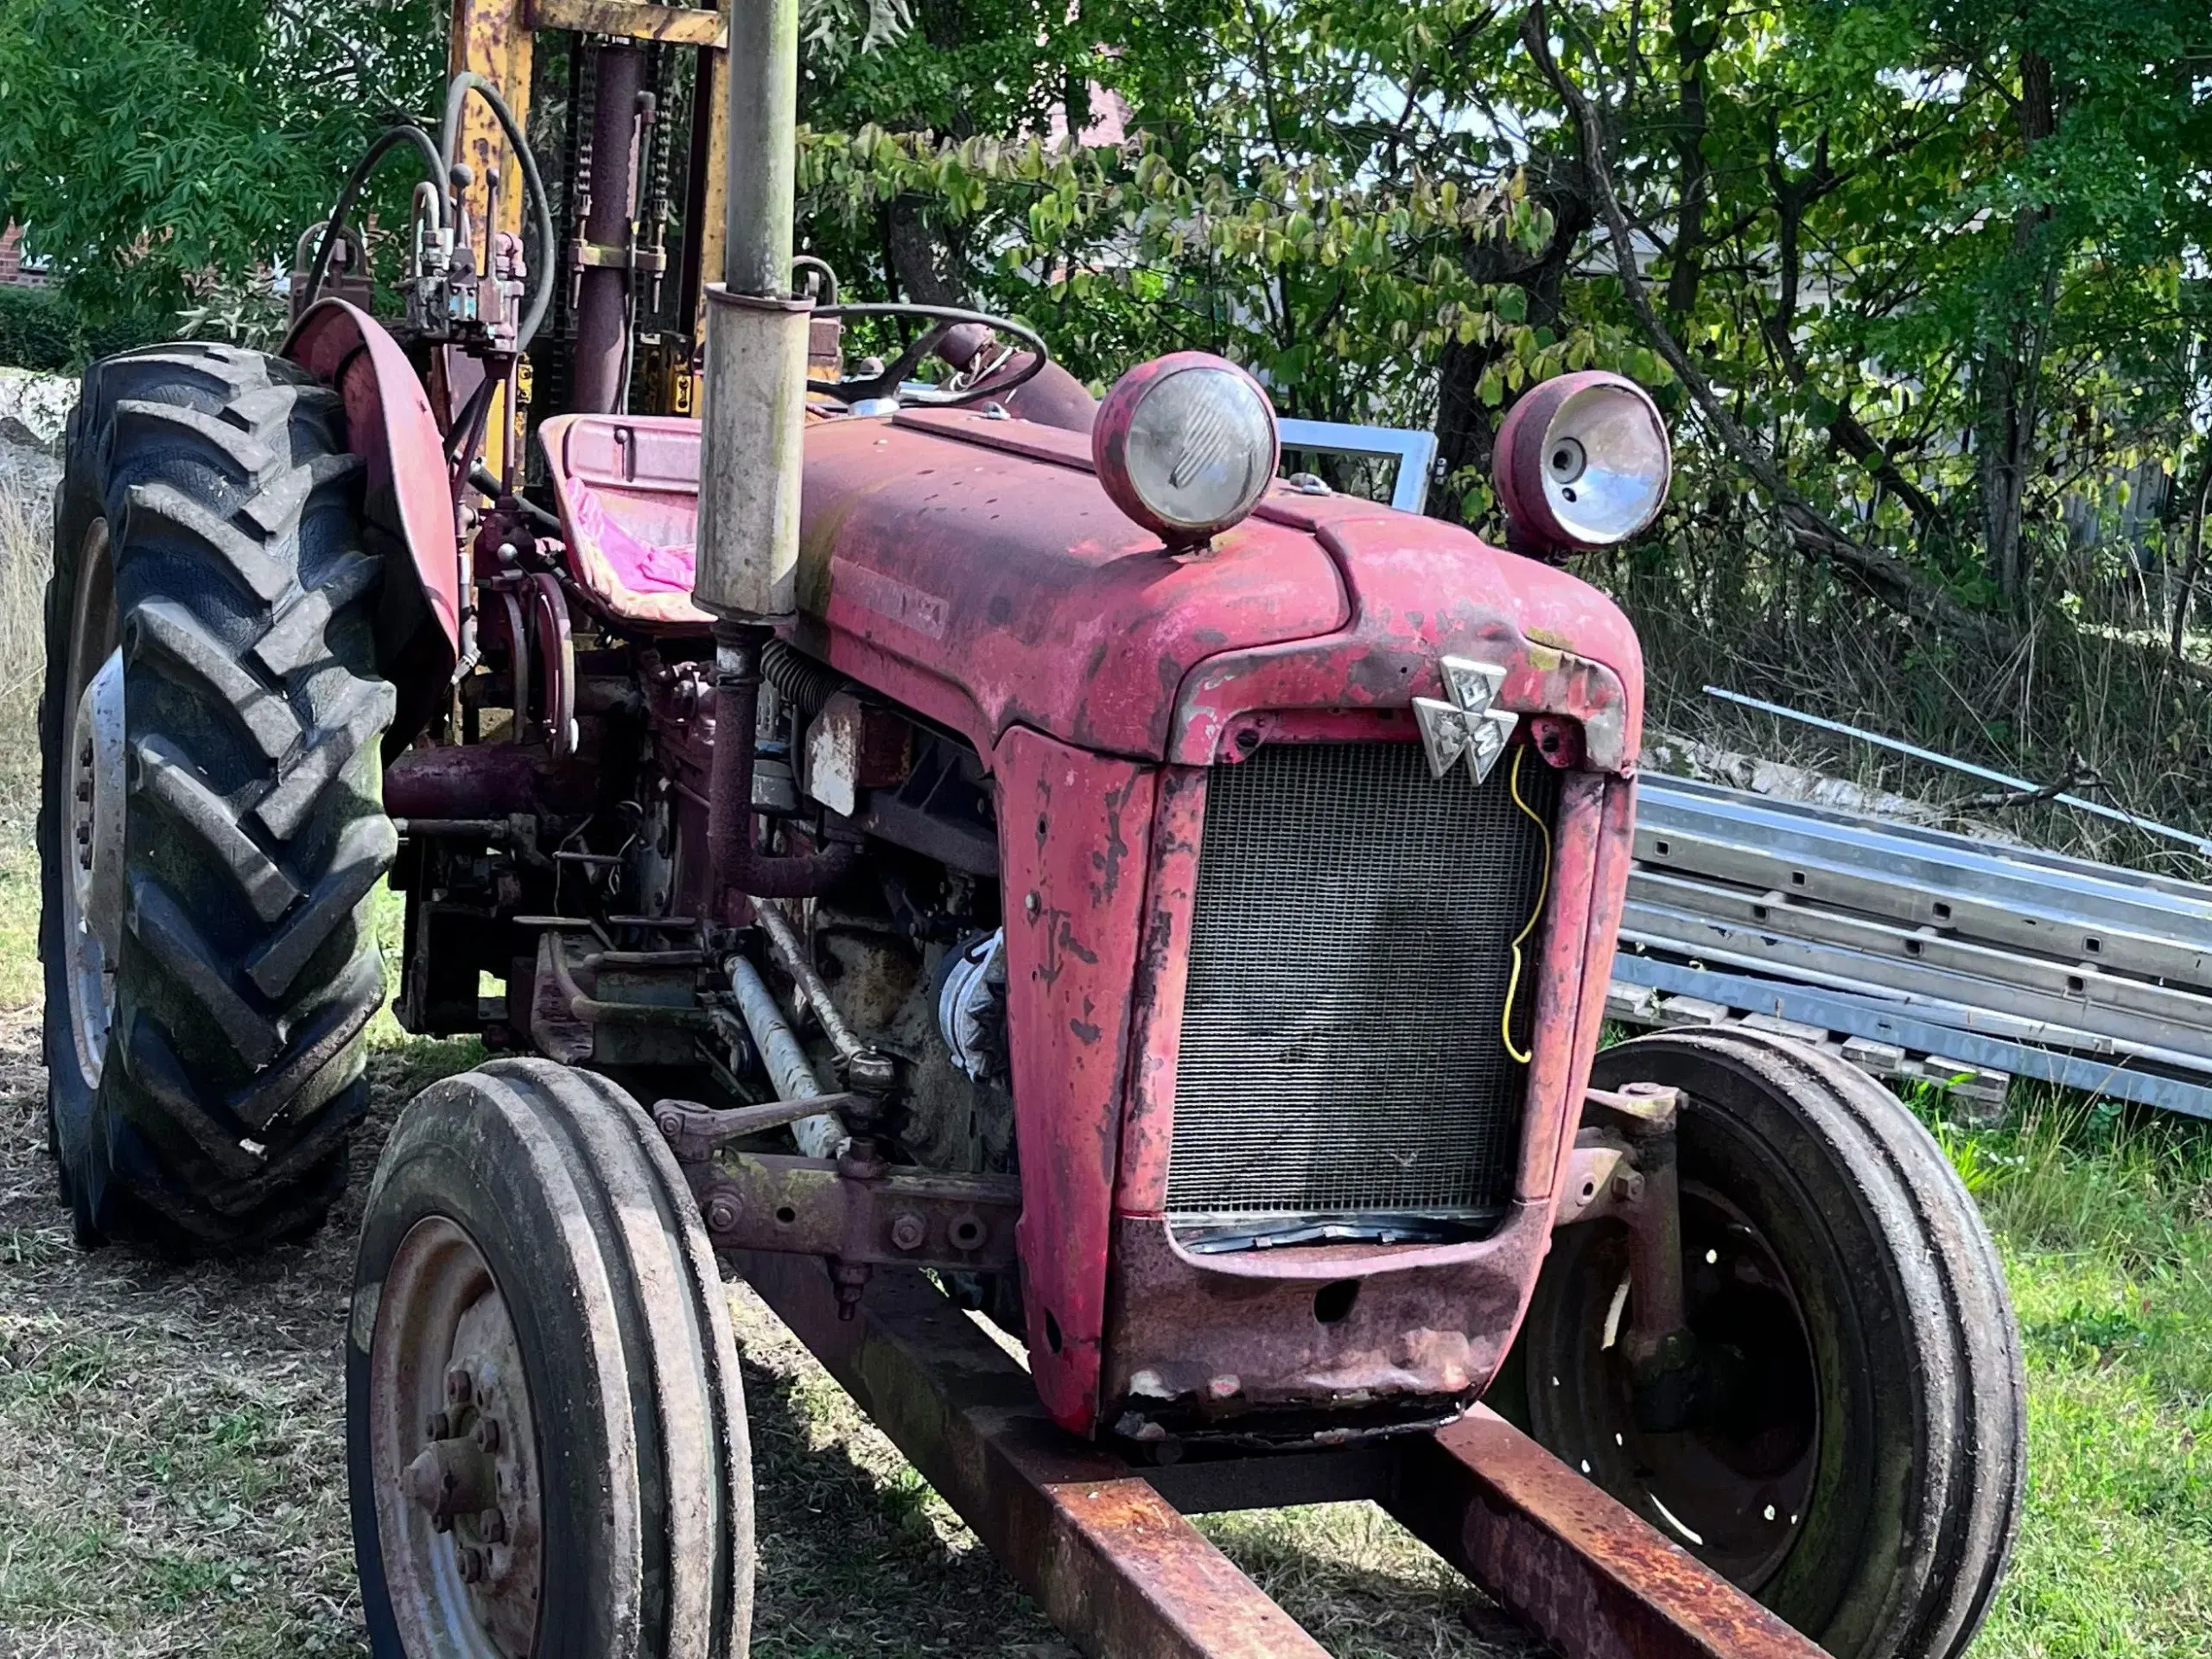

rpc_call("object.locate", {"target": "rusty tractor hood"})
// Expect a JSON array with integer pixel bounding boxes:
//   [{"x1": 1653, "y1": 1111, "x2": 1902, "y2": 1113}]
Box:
[{"x1": 795, "y1": 407, "x2": 1643, "y2": 771}]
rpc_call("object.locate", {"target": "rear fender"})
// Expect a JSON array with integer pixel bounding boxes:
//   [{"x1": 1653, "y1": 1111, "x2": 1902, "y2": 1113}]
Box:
[{"x1": 283, "y1": 299, "x2": 460, "y2": 747}]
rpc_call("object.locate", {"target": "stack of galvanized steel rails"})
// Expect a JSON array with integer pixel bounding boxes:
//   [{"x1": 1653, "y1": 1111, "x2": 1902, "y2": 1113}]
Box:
[{"x1": 1608, "y1": 777, "x2": 2212, "y2": 1120}]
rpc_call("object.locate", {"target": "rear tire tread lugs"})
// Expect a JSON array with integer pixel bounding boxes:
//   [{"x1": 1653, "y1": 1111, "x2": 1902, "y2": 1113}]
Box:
[{"x1": 40, "y1": 340, "x2": 396, "y2": 1252}]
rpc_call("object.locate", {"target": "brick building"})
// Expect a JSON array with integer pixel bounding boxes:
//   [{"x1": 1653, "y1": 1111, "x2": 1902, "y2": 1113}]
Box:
[{"x1": 0, "y1": 223, "x2": 50, "y2": 288}]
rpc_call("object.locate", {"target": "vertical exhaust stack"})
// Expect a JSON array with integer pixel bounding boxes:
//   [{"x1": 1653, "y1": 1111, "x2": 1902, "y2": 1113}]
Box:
[
  {"x1": 697, "y1": 0, "x2": 851, "y2": 907},
  {"x1": 694, "y1": 0, "x2": 811, "y2": 620}
]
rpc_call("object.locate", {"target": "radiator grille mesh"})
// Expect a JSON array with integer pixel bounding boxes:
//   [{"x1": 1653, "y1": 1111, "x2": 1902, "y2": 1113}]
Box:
[{"x1": 1166, "y1": 741, "x2": 1557, "y2": 1222}]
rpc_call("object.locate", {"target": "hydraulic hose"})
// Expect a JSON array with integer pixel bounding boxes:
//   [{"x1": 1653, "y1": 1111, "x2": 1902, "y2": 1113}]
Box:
[
  {"x1": 301, "y1": 124, "x2": 447, "y2": 315},
  {"x1": 441, "y1": 71, "x2": 556, "y2": 350}
]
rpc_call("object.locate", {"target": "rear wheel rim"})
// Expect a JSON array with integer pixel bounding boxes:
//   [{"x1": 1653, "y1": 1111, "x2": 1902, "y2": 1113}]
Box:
[
  {"x1": 59, "y1": 518, "x2": 121, "y2": 1092},
  {"x1": 368, "y1": 1216, "x2": 548, "y2": 1658}
]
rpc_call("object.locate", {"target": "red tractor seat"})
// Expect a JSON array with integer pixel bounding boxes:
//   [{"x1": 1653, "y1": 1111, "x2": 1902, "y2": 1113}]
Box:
[{"x1": 537, "y1": 413, "x2": 715, "y2": 631}]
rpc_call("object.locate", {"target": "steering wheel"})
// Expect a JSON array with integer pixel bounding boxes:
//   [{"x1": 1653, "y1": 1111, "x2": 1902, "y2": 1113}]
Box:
[{"x1": 809, "y1": 302, "x2": 1052, "y2": 408}]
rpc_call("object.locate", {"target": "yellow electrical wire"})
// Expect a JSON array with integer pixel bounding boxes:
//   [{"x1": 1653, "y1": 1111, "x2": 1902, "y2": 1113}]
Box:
[{"x1": 1500, "y1": 744, "x2": 1552, "y2": 1065}]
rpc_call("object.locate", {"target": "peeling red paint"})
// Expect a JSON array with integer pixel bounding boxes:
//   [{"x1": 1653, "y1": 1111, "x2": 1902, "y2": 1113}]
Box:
[
  {"x1": 1096, "y1": 760, "x2": 1637, "y2": 1429},
  {"x1": 795, "y1": 415, "x2": 1348, "y2": 761},
  {"x1": 1171, "y1": 504, "x2": 1643, "y2": 774},
  {"x1": 995, "y1": 727, "x2": 1158, "y2": 1431},
  {"x1": 284, "y1": 300, "x2": 460, "y2": 664}
]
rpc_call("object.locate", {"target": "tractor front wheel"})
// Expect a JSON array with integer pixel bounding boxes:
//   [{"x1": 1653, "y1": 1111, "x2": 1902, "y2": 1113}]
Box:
[
  {"x1": 348, "y1": 1059, "x2": 754, "y2": 1658},
  {"x1": 1500, "y1": 1027, "x2": 2025, "y2": 1659},
  {"x1": 40, "y1": 343, "x2": 397, "y2": 1249}
]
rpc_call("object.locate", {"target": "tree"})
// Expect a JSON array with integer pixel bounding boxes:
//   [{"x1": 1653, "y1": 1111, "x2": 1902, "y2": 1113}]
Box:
[{"x1": 0, "y1": 0, "x2": 440, "y2": 330}]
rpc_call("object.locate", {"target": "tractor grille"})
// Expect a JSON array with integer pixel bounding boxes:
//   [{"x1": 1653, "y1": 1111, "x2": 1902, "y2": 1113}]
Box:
[{"x1": 1165, "y1": 741, "x2": 1558, "y2": 1226}]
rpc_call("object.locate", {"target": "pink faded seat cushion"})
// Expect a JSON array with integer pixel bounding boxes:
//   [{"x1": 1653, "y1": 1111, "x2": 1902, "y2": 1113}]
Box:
[{"x1": 537, "y1": 413, "x2": 713, "y2": 629}]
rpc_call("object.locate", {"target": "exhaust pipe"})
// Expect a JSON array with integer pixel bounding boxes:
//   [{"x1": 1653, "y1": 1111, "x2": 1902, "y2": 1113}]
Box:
[
  {"x1": 694, "y1": 0, "x2": 853, "y2": 908},
  {"x1": 693, "y1": 0, "x2": 810, "y2": 620}
]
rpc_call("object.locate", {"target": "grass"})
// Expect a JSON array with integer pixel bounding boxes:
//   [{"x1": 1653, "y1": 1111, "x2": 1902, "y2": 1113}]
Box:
[{"x1": 1930, "y1": 1095, "x2": 2212, "y2": 1658}]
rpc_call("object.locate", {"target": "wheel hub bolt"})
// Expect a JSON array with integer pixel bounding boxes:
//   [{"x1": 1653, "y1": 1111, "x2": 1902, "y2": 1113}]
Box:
[
  {"x1": 480, "y1": 1508, "x2": 507, "y2": 1543},
  {"x1": 458, "y1": 1546, "x2": 486, "y2": 1584},
  {"x1": 889, "y1": 1212, "x2": 926, "y2": 1252},
  {"x1": 704, "y1": 1193, "x2": 741, "y2": 1232},
  {"x1": 446, "y1": 1366, "x2": 474, "y2": 1403},
  {"x1": 474, "y1": 1415, "x2": 501, "y2": 1452},
  {"x1": 426, "y1": 1410, "x2": 452, "y2": 1441}
]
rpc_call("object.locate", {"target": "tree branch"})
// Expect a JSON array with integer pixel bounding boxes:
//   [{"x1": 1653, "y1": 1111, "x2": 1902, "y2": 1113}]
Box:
[{"x1": 1519, "y1": 0, "x2": 1981, "y2": 636}]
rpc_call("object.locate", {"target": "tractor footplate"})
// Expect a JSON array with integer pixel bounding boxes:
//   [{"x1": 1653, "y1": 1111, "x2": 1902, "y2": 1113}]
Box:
[{"x1": 739, "y1": 1255, "x2": 1830, "y2": 1659}]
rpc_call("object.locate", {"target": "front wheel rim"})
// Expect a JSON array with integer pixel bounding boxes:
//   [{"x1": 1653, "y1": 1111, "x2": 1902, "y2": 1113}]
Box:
[
  {"x1": 1529, "y1": 1179, "x2": 1821, "y2": 1590},
  {"x1": 368, "y1": 1216, "x2": 548, "y2": 1658}
]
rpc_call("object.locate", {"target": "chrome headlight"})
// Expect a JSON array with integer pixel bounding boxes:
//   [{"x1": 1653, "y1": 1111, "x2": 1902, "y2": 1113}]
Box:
[
  {"x1": 1495, "y1": 371, "x2": 1670, "y2": 554},
  {"x1": 1094, "y1": 353, "x2": 1280, "y2": 546}
]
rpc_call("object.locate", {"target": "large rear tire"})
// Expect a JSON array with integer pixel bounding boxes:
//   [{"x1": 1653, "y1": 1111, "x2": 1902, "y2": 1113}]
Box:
[
  {"x1": 349, "y1": 1059, "x2": 754, "y2": 1658},
  {"x1": 39, "y1": 342, "x2": 397, "y2": 1250},
  {"x1": 1497, "y1": 1027, "x2": 2024, "y2": 1659}
]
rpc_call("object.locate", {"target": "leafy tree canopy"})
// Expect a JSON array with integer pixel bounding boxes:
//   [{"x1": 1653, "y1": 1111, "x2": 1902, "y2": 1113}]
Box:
[
  {"x1": 3, "y1": 0, "x2": 2207, "y2": 633},
  {"x1": 0, "y1": 0, "x2": 438, "y2": 327}
]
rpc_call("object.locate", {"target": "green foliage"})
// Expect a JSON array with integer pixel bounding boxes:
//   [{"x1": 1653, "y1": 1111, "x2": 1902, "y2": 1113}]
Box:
[
  {"x1": 1911, "y1": 1089, "x2": 2212, "y2": 1654},
  {"x1": 0, "y1": 284, "x2": 167, "y2": 371},
  {"x1": 795, "y1": 0, "x2": 1649, "y2": 455},
  {"x1": 797, "y1": 0, "x2": 2212, "y2": 597},
  {"x1": 0, "y1": 0, "x2": 442, "y2": 329},
  {"x1": 0, "y1": 287, "x2": 73, "y2": 373}
]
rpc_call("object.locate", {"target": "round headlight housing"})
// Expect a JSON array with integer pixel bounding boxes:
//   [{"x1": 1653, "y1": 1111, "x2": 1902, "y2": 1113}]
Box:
[
  {"x1": 1094, "y1": 353, "x2": 1280, "y2": 544},
  {"x1": 1494, "y1": 371, "x2": 1670, "y2": 554}
]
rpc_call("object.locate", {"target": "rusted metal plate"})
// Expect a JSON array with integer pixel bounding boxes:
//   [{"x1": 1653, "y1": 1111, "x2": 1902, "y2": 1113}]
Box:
[
  {"x1": 685, "y1": 1149, "x2": 1021, "y2": 1273},
  {"x1": 1388, "y1": 1407, "x2": 1833, "y2": 1659},
  {"x1": 738, "y1": 1253, "x2": 1331, "y2": 1659},
  {"x1": 530, "y1": 0, "x2": 728, "y2": 44}
]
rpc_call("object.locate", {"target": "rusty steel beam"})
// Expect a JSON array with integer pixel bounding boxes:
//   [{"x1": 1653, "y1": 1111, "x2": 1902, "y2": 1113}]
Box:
[
  {"x1": 737, "y1": 1253, "x2": 1330, "y2": 1659},
  {"x1": 530, "y1": 0, "x2": 728, "y2": 45},
  {"x1": 1387, "y1": 1408, "x2": 1833, "y2": 1659}
]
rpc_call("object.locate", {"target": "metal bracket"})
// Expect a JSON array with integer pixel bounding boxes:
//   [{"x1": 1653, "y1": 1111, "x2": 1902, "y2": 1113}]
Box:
[
  {"x1": 1556, "y1": 1077, "x2": 1705, "y2": 1432},
  {"x1": 679, "y1": 1149, "x2": 1021, "y2": 1274},
  {"x1": 568, "y1": 238, "x2": 670, "y2": 273}
]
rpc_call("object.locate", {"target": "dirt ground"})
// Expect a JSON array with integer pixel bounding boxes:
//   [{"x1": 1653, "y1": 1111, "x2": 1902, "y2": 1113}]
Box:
[{"x1": 0, "y1": 1006, "x2": 1535, "y2": 1658}]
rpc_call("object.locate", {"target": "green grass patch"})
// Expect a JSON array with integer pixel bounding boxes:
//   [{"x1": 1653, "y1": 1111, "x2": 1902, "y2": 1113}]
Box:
[
  {"x1": 1917, "y1": 1090, "x2": 2212, "y2": 1656},
  {"x1": 0, "y1": 839, "x2": 41, "y2": 1009}
]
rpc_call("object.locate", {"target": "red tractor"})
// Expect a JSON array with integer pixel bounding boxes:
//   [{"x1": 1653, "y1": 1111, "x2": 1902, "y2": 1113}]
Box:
[{"x1": 36, "y1": 4, "x2": 2023, "y2": 1656}]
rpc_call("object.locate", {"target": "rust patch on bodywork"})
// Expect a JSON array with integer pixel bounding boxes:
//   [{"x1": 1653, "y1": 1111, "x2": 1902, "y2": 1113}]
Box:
[{"x1": 995, "y1": 727, "x2": 1159, "y2": 1432}]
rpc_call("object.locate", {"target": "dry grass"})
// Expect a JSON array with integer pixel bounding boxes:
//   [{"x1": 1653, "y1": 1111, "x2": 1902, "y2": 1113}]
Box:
[
  {"x1": 0, "y1": 998, "x2": 1530, "y2": 1657},
  {"x1": 0, "y1": 446, "x2": 55, "y2": 840},
  {"x1": 1599, "y1": 544, "x2": 2212, "y2": 881}
]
